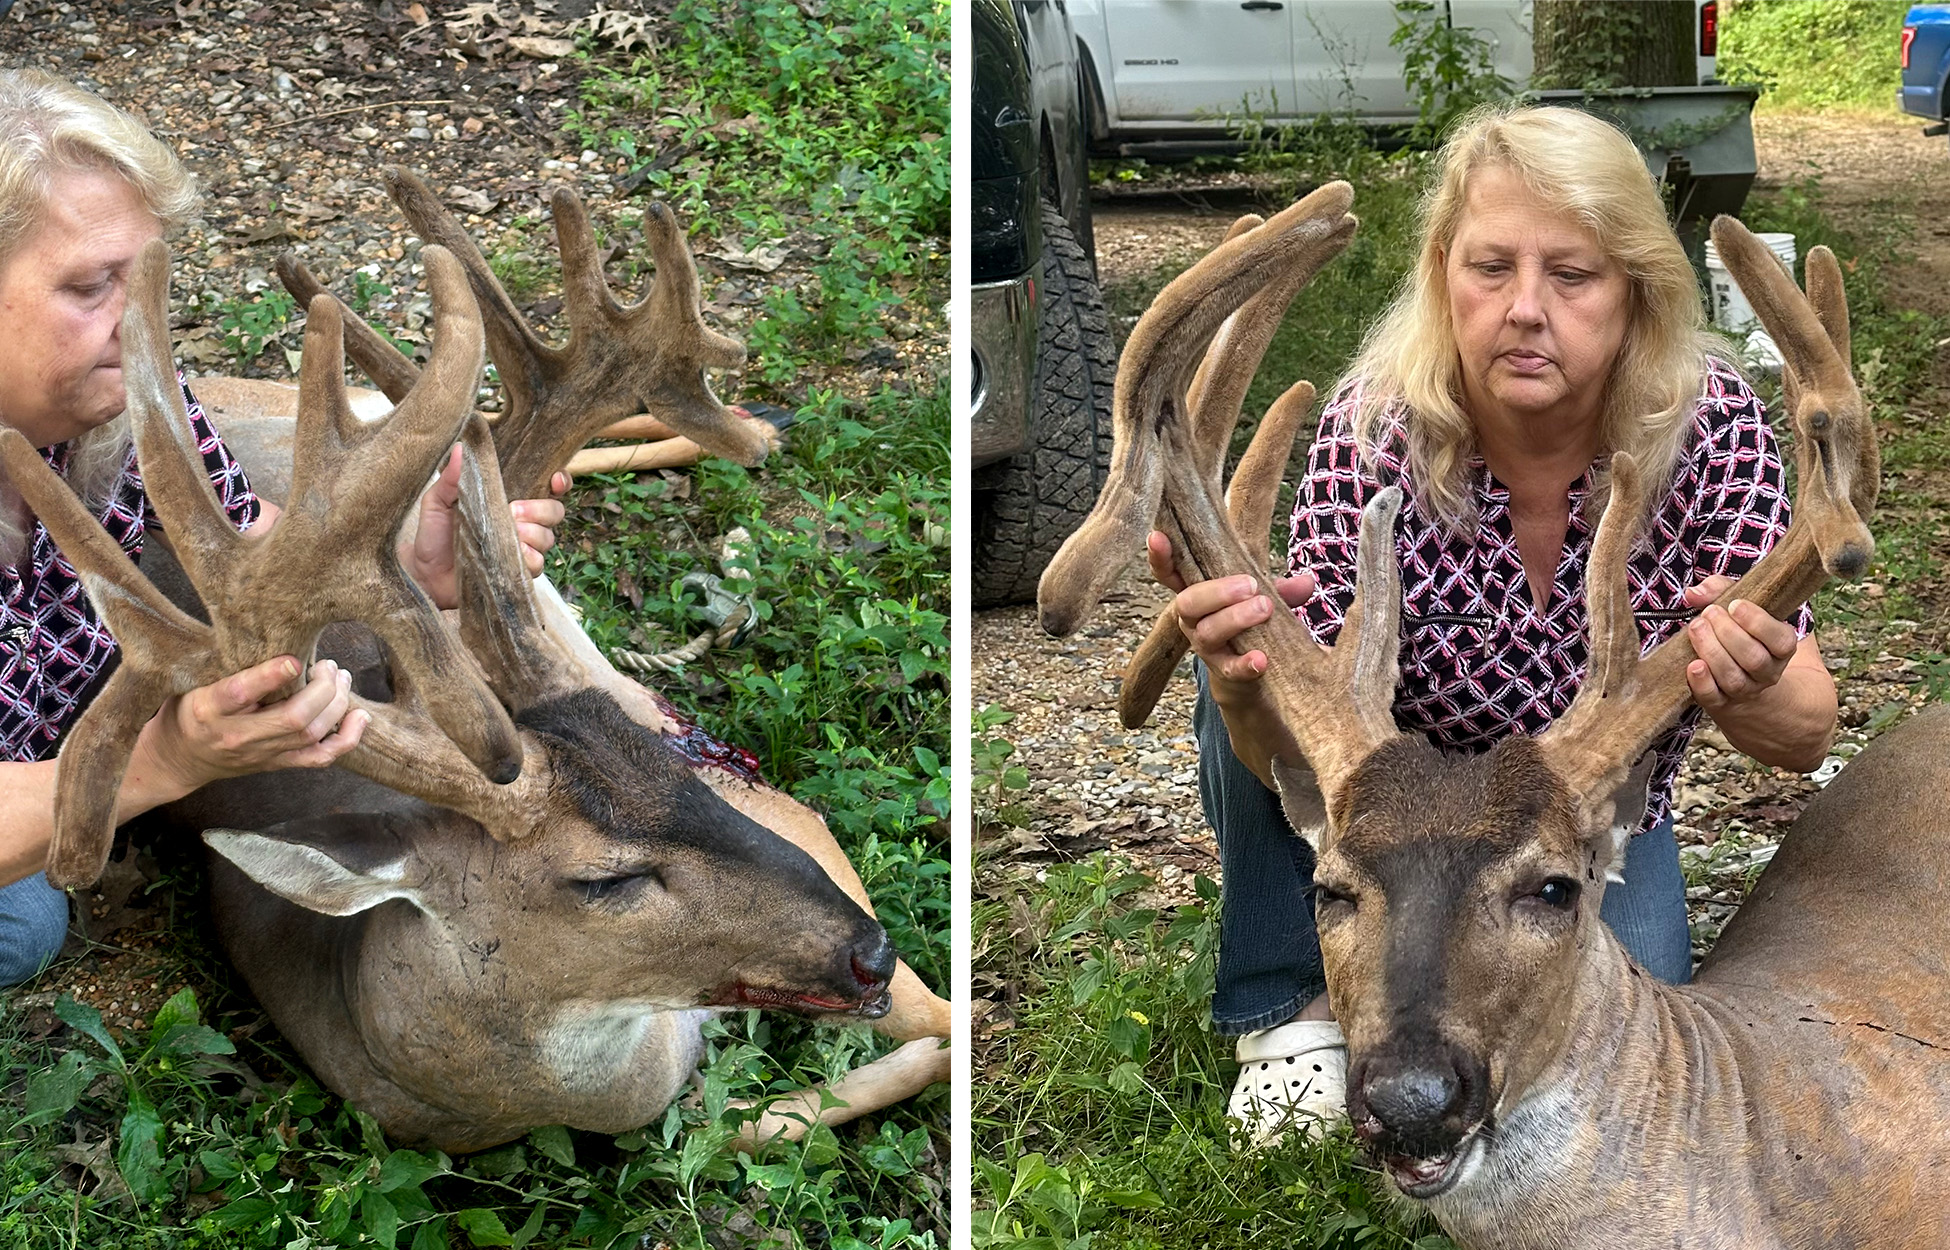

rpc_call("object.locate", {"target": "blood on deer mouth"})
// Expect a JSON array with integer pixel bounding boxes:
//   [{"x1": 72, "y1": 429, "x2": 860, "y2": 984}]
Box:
[{"x1": 709, "y1": 982, "x2": 893, "y2": 1018}]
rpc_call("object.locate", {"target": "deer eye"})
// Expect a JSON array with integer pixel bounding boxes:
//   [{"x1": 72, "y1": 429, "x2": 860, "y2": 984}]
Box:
[
  {"x1": 1532, "y1": 878, "x2": 1580, "y2": 910},
  {"x1": 574, "y1": 868, "x2": 667, "y2": 904},
  {"x1": 1315, "y1": 882, "x2": 1358, "y2": 913}
]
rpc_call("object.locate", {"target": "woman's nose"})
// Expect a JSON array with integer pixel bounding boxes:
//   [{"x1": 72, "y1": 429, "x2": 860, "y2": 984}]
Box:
[{"x1": 1505, "y1": 263, "x2": 1547, "y2": 327}]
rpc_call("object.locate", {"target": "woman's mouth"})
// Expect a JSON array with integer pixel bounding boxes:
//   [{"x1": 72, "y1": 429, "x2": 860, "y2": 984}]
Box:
[{"x1": 1499, "y1": 350, "x2": 1552, "y2": 374}]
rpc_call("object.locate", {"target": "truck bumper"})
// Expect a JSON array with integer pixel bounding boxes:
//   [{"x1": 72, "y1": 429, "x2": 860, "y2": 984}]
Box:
[{"x1": 970, "y1": 271, "x2": 1039, "y2": 469}]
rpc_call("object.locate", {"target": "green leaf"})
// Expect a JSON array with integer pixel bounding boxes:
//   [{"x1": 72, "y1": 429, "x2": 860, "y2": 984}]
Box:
[
  {"x1": 55, "y1": 996, "x2": 125, "y2": 1068},
  {"x1": 149, "y1": 986, "x2": 200, "y2": 1039},
  {"x1": 116, "y1": 1091, "x2": 167, "y2": 1203},
  {"x1": 209, "y1": 1196, "x2": 276, "y2": 1231},
  {"x1": 24, "y1": 1049, "x2": 96, "y2": 1122},
  {"x1": 197, "y1": 1149, "x2": 243, "y2": 1181},
  {"x1": 454, "y1": 1208, "x2": 514, "y2": 1246},
  {"x1": 152, "y1": 1022, "x2": 236, "y2": 1058},
  {"x1": 378, "y1": 1148, "x2": 446, "y2": 1193},
  {"x1": 364, "y1": 1190, "x2": 401, "y2": 1250},
  {"x1": 527, "y1": 1124, "x2": 575, "y2": 1168},
  {"x1": 509, "y1": 1204, "x2": 548, "y2": 1250},
  {"x1": 411, "y1": 1215, "x2": 452, "y2": 1250}
]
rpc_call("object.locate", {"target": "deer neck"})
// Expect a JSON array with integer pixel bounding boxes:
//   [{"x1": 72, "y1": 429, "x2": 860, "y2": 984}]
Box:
[{"x1": 1427, "y1": 925, "x2": 1782, "y2": 1250}]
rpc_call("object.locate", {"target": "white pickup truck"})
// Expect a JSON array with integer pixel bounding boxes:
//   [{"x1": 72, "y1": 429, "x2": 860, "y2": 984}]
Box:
[{"x1": 1068, "y1": 0, "x2": 1719, "y2": 156}]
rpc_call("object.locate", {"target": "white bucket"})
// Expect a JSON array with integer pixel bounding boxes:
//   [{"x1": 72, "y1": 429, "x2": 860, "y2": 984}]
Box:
[{"x1": 1702, "y1": 232, "x2": 1797, "y2": 335}]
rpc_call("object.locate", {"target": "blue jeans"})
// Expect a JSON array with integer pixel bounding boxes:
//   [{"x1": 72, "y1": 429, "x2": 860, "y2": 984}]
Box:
[
  {"x1": 1194, "y1": 672, "x2": 1693, "y2": 1035},
  {"x1": 0, "y1": 872, "x2": 69, "y2": 987}
]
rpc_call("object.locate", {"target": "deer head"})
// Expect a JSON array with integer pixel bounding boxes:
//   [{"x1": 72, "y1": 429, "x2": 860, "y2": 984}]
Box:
[{"x1": 1040, "y1": 198, "x2": 1877, "y2": 1194}]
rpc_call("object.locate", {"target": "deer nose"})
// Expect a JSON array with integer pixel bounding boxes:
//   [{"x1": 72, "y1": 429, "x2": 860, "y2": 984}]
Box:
[
  {"x1": 1364, "y1": 1065, "x2": 1462, "y2": 1136},
  {"x1": 851, "y1": 930, "x2": 896, "y2": 990}
]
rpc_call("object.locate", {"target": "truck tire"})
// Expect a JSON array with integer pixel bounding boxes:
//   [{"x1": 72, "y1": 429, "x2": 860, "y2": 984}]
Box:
[{"x1": 973, "y1": 203, "x2": 1115, "y2": 608}]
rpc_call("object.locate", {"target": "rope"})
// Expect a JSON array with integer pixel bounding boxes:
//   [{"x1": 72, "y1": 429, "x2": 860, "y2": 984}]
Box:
[
  {"x1": 608, "y1": 527, "x2": 755, "y2": 674},
  {"x1": 609, "y1": 605, "x2": 752, "y2": 674}
]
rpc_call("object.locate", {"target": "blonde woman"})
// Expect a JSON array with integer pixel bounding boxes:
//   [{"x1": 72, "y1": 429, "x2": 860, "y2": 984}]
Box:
[
  {"x1": 0, "y1": 71, "x2": 565, "y2": 984},
  {"x1": 1151, "y1": 105, "x2": 1836, "y2": 1145}
]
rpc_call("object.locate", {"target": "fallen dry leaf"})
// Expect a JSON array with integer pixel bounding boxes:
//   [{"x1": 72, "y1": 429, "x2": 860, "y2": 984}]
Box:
[{"x1": 508, "y1": 35, "x2": 576, "y2": 58}]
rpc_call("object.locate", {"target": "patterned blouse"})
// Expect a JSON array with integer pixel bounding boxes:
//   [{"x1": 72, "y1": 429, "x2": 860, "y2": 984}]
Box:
[
  {"x1": 1286, "y1": 358, "x2": 1813, "y2": 831},
  {"x1": 1, "y1": 381, "x2": 260, "y2": 764}
]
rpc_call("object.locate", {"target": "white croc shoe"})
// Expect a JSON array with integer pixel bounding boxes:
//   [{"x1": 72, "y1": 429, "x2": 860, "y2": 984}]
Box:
[{"x1": 1227, "y1": 1019, "x2": 1348, "y2": 1147}]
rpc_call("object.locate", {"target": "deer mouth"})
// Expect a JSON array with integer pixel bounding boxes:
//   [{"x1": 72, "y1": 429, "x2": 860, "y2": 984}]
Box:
[
  {"x1": 1378, "y1": 1120, "x2": 1486, "y2": 1200},
  {"x1": 709, "y1": 982, "x2": 893, "y2": 1018}
]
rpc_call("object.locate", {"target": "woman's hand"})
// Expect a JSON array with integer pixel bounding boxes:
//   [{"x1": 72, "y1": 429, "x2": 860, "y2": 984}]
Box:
[
  {"x1": 400, "y1": 445, "x2": 570, "y2": 610},
  {"x1": 1680, "y1": 575, "x2": 1798, "y2": 710},
  {"x1": 1148, "y1": 531, "x2": 1318, "y2": 691},
  {"x1": 138, "y1": 655, "x2": 369, "y2": 799},
  {"x1": 1680, "y1": 575, "x2": 1837, "y2": 772}
]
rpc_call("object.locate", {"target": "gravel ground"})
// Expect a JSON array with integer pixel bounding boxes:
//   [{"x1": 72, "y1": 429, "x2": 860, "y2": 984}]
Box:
[{"x1": 974, "y1": 112, "x2": 1950, "y2": 1016}]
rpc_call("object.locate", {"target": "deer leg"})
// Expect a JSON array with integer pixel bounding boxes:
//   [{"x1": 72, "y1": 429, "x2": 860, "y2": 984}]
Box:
[{"x1": 728, "y1": 1036, "x2": 951, "y2": 1151}]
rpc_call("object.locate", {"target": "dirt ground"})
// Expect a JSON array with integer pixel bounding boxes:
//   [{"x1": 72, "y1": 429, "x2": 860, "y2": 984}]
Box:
[{"x1": 973, "y1": 112, "x2": 1950, "y2": 988}]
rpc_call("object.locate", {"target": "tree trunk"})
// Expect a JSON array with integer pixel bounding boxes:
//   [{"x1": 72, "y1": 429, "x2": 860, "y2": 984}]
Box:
[{"x1": 1533, "y1": 1, "x2": 1696, "y2": 90}]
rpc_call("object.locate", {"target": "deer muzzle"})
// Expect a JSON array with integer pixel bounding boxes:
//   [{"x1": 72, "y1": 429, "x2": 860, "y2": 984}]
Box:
[{"x1": 1348, "y1": 1041, "x2": 1492, "y2": 1198}]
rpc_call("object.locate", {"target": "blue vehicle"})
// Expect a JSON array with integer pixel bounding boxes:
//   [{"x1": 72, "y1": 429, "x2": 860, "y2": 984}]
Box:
[{"x1": 1902, "y1": 4, "x2": 1950, "y2": 140}]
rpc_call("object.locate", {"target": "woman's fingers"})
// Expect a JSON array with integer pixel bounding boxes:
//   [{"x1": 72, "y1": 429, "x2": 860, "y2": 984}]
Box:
[
  {"x1": 294, "y1": 665, "x2": 354, "y2": 744},
  {"x1": 1687, "y1": 600, "x2": 1792, "y2": 705},
  {"x1": 1147, "y1": 531, "x2": 1187, "y2": 594},
  {"x1": 208, "y1": 655, "x2": 303, "y2": 715},
  {"x1": 276, "y1": 708, "x2": 369, "y2": 769},
  {"x1": 1190, "y1": 592, "x2": 1277, "y2": 652}
]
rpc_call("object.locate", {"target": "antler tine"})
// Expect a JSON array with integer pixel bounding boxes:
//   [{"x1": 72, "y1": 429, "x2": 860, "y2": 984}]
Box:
[
  {"x1": 1119, "y1": 378, "x2": 1316, "y2": 729},
  {"x1": 1039, "y1": 181, "x2": 1357, "y2": 638},
  {"x1": 123, "y1": 242, "x2": 247, "y2": 598},
  {"x1": 0, "y1": 431, "x2": 223, "y2": 886},
  {"x1": 381, "y1": 167, "x2": 769, "y2": 501},
  {"x1": 451, "y1": 412, "x2": 582, "y2": 712},
  {"x1": 1540, "y1": 217, "x2": 1879, "y2": 806},
  {"x1": 275, "y1": 253, "x2": 422, "y2": 402},
  {"x1": 1183, "y1": 212, "x2": 1265, "y2": 478}
]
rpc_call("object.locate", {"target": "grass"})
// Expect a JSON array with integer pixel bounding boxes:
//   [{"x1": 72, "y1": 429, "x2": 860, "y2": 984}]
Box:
[
  {"x1": 977, "y1": 116, "x2": 1950, "y2": 1250},
  {"x1": 1719, "y1": 0, "x2": 1913, "y2": 114},
  {"x1": 1, "y1": 2, "x2": 949, "y2": 1247}
]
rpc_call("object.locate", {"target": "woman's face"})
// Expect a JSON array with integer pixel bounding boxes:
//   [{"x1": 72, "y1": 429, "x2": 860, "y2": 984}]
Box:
[
  {"x1": 0, "y1": 166, "x2": 164, "y2": 449},
  {"x1": 1443, "y1": 167, "x2": 1632, "y2": 430}
]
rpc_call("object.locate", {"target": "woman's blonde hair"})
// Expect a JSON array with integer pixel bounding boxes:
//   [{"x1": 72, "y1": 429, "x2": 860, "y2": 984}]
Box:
[
  {"x1": 1344, "y1": 102, "x2": 1725, "y2": 528},
  {"x1": 0, "y1": 70, "x2": 199, "y2": 568}
]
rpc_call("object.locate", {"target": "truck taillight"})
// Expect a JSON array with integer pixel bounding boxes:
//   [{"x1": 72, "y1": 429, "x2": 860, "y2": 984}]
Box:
[
  {"x1": 1699, "y1": 1, "x2": 1718, "y2": 58},
  {"x1": 1903, "y1": 25, "x2": 1916, "y2": 70}
]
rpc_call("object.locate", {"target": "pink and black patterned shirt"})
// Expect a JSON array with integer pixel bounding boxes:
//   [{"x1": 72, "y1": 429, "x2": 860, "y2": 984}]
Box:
[
  {"x1": 1, "y1": 380, "x2": 260, "y2": 764},
  {"x1": 1286, "y1": 358, "x2": 1812, "y2": 831}
]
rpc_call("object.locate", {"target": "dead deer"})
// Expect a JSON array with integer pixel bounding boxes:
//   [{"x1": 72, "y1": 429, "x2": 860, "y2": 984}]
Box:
[
  {"x1": 1, "y1": 172, "x2": 948, "y2": 1155},
  {"x1": 1037, "y1": 185, "x2": 1946, "y2": 1249}
]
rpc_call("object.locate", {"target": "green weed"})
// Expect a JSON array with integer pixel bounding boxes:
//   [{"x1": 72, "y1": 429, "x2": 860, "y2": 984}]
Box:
[
  {"x1": 1719, "y1": 0, "x2": 1911, "y2": 113},
  {"x1": 207, "y1": 287, "x2": 296, "y2": 367}
]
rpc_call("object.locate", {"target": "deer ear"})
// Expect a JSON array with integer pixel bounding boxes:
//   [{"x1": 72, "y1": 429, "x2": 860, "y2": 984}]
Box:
[
  {"x1": 204, "y1": 823, "x2": 431, "y2": 918},
  {"x1": 1270, "y1": 755, "x2": 1329, "y2": 853},
  {"x1": 1594, "y1": 752, "x2": 1659, "y2": 883}
]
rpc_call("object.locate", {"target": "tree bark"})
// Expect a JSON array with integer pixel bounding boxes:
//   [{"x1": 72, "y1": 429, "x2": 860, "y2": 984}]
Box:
[{"x1": 1533, "y1": 1, "x2": 1696, "y2": 90}]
